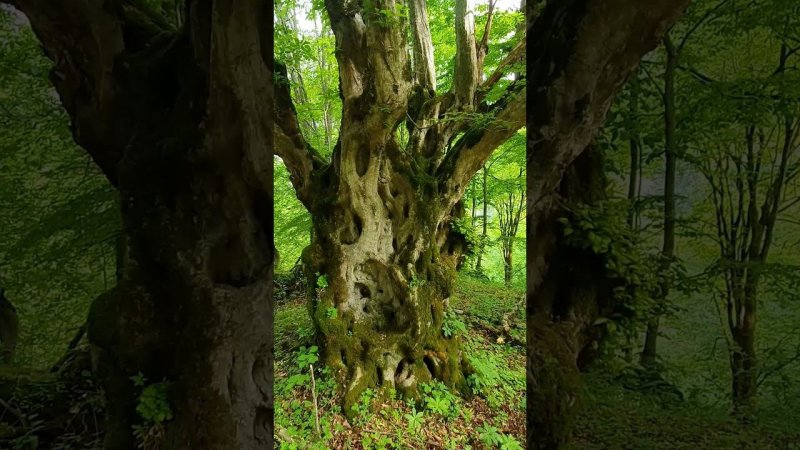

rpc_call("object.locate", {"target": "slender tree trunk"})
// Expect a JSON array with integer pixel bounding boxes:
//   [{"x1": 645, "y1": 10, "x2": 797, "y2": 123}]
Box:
[
  {"x1": 641, "y1": 33, "x2": 677, "y2": 369},
  {"x1": 623, "y1": 75, "x2": 641, "y2": 362},
  {"x1": 503, "y1": 247, "x2": 513, "y2": 284},
  {"x1": 730, "y1": 279, "x2": 758, "y2": 415},
  {"x1": 626, "y1": 76, "x2": 641, "y2": 229},
  {"x1": 475, "y1": 165, "x2": 489, "y2": 271},
  {"x1": 471, "y1": 185, "x2": 477, "y2": 228}
]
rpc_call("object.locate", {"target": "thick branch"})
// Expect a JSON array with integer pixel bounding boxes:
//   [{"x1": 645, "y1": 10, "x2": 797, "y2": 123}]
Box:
[
  {"x1": 454, "y1": 0, "x2": 479, "y2": 111},
  {"x1": 527, "y1": 0, "x2": 690, "y2": 287},
  {"x1": 440, "y1": 85, "x2": 526, "y2": 212},
  {"x1": 408, "y1": 0, "x2": 436, "y2": 94},
  {"x1": 480, "y1": 38, "x2": 526, "y2": 100},
  {"x1": 324, "y1": 0, "x2": 412, "y2": 172},
  {"x1": 275, "y1": 62, "x2": 325, "y2": 207},
  {"x1": 5, "y1": 0, "x2": 127, "y2": 185},
  {"x1": 200, "y1": 0, "x2": 278, "y2": 209}
]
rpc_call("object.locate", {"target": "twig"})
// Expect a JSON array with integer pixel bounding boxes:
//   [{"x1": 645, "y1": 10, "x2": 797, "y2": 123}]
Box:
[
  {"x1": 50, "y1": 322, "x2": 87, "y2": 373},
  {"x1": 0, "y1": 397, "x2": 28, "y2": 428},
  {"x1": 310, "y1": 364, "x2": 321, "y2": 438}
]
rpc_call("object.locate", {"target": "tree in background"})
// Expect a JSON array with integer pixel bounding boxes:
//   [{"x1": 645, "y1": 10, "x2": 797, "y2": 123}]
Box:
[
  {"x1": 494, "y1": 167, "x2": 525, "y2": 285},
  {"x1": 684, "y1": 1, "x2": 800, "y2": 411},
  {"x1": 524, "y1": 0, "x2": 691, "y2": 446}
]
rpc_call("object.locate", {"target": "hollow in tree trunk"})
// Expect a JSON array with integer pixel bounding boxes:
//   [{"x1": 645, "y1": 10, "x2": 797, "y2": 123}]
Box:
[
  {"x1": 301, "y1": 166, "x2": 474, "y2": 413},
  {"x1": 275, "y1": 0, "x2": 526, "y2": 414}
]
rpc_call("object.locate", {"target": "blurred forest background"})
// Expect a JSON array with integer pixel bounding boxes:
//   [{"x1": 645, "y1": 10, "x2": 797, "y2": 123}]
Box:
[{"x1": 567, "y1": 0, "x2": 800, "y2": 448}]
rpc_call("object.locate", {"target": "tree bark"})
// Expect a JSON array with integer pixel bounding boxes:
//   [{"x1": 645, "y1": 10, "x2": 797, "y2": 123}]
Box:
[
  {"x1": 301, "y1": 162, "x2": 473, "y2": 414},
  {"x1": 7, "y1": 1, "x2": 275, "y2": 448},
  {"x1": 0, "y1": 288, "x2": 18, "y2": 364},
  {"x1": 528, "y1": 148, "x2": 615, "y2": 449},
  {"x1": 475, "y1": 165, "x2": 489, "y2": 272},
  {"x1": 274, "y1": 0, "x2": 526, "y2": 414},
  {"x1": 730, "y1": 280, "x2": 758, "y2": 415},
  {"x1": 626, "y1": 75, "x2": 641, "y2": 230}
]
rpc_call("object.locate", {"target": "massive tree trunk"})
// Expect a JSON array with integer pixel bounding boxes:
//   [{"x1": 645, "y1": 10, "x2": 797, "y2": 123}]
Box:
[
  {"x1": 528, "y1": 149, "x2": 616, "y2": 449},
  {"x1": 7, "y1": 1, "x2": 275, "y2": 448},
  {"x1": 276, "y1": 0, "x2": 526, "y2": 414},
  {"x1": 301, "y1": 162, "x2": 473, "y2": 414},
  {"x1": 525, "y1": 1, "x2": 689, "y2": 448}
]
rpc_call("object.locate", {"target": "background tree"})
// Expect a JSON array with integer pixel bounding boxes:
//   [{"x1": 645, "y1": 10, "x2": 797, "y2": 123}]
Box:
[
  {"x1": 524, "y1": 0, "x2": 690, "y2": 447},
  {"x1": 682, "y1": 3, "x2": 800, "y2": 411}
]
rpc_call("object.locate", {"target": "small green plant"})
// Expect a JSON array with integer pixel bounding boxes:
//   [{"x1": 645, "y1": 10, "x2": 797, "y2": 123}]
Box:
[
  {"x1": 130, "y1": 373, "x2": 173, "y2": 450},
  {"x1": 442, "y1": 311, "x2": 467, "y2": 338},
  {"x1": 351, "y1": 388, "x2": 376, "y2": 424},
  {"x1": 409, "y1": 274, "x2": 426, "y2": 289},
  {"x1": 316, "y1": 273, "x2": 329, "y2": 289},
  {"x1": 498, "y1": 433, "x2": 524, "y2": 450},
  {"x1": 404, "y1": 408, "x2": 424, "y2": 433},
  {"x1": 282, "y1": 373, "x2": 310, "y2": 394},
  {"x1": 297, "y1": 346, "x2": 319, "y2": 370},
  {"x1": 477, "y1": 422, "x2": 503, "y2": 447},
  {"x1": 325, "y1": 306, "x2": 338, "y2": 318},
  {"x1": 421, "y1": 381, "x2": 460, "y2": 419}
]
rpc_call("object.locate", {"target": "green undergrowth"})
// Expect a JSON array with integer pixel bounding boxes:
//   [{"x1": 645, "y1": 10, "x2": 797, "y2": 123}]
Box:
[
  {"x1": 571, "y1": 371, "x2": 800, "y2": 449},
  {"x1": 274, "y1": 273, "x2": 526, "y2": 449}
]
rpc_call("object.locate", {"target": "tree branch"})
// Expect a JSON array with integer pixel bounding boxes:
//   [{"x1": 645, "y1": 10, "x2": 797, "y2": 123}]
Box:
[
  {"x1": 476, "y1": 0, "x2": 496, "y2": 74},
  {"x1": 408, "y1": 0, "x2": 436, "y2": 94},
  {"x1": 323, "y1": 0, "x2": 412, "y2": 175},
  {"x1": 677, "y1": 0, "x2": 732, "y2": 53},
  {"x1": 454, "y1": 0, "x2": 479, "y2": 111},
  {"x1": 4, "y1": 0, "x2": 128, "y2": 185},
  {"x1": 439, "y1": 85, "x2": 526, "y2": 212},
  {"x1": 275, "y1": 62, "x2": 326, "y2": 208},
  {"x1": 527, "y1": 0, "x2": 690, "y2": 231},
  {"x1": 479, "y1": 38, "x2": 526, "y2": 100}
]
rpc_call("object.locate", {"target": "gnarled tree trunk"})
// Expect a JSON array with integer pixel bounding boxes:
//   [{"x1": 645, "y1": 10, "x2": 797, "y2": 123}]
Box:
[
  {"x1": 275, "y1": 0, "x2": 526, "y2": 413},
  {"x1": 301, "y1": 162, "x2": 473, "y2": 413}
]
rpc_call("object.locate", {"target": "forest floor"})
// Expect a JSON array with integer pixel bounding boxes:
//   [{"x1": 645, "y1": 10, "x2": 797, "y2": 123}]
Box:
[
  {"x1": 571, "y1": 369, "x2": 800, "y2": 449},
  {"x1": 274, "y1": 275, "x2": 526, "y2": 450}
]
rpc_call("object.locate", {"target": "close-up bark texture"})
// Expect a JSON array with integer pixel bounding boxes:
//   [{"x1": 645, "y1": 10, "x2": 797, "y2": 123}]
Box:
[{"x1": 2, "y1": 1, "x2": 275, "y2": 449}]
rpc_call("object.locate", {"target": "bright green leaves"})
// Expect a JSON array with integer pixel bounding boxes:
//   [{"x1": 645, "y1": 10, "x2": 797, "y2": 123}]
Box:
[
  {"x1": 316, "y1": 273, "x2": 329, "y2": 289},
  {"x1": 442, "y1": 310, "x2": 467, "y2": 338},
  {"x1": 297, "y1": 345, "x2": 320, "y2": 369},
  {"x1": 420, "y1": 381, "x2": 460, "y2": 419}
]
